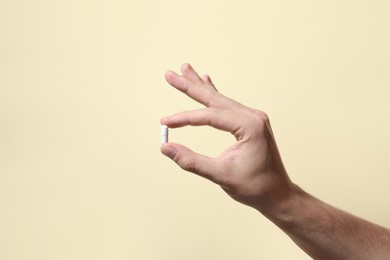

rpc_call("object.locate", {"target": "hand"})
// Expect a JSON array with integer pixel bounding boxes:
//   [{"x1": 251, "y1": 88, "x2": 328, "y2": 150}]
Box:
[
  {"x1": 161, "y1": 64, "x2": 390, "y2": 260},
  {"x1": 161, "y1": 64, "x2": 295, "y2": 211}
]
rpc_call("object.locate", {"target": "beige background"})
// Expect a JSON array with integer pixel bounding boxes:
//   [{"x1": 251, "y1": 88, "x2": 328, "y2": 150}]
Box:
[{"x1": 1, "y1": 0, "x2": 390, "y2": 259}]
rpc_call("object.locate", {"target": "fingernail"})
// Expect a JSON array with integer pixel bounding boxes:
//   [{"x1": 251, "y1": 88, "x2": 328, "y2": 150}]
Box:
[{"x1": 162, "y1": 145, "x2": 177, "y2": 160}]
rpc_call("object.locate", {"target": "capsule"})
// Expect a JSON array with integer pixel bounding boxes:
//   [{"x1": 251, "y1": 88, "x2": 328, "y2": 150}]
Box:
[{"x1": 161, "y1": 125, "x2": 168, "y2": 144}]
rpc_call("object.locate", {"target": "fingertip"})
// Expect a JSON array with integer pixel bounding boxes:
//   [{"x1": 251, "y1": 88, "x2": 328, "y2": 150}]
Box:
[
  {"x1": 181, "y1": 63, "x2": 192, "y2": 74},
  {"x1": 181, "y1": 63, "x2": 203, "y2": 83},
  {"x1": 202, "y1": 74, "x2": 214, "y2": 86},
  {"x1": 160, "y1": 116, "x2": 169, "y2": 125},
  {"x1": 165, "y1": 70, "x2": 174, "y2": 82},
  {"x1": 202, "y1": 74, "x2": 218, "y2": 92}
]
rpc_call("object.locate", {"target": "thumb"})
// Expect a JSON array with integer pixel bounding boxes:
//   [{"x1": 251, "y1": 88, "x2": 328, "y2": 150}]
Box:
[{"x1": 161, "y1": 143, "x2": 224, "y2": 184}]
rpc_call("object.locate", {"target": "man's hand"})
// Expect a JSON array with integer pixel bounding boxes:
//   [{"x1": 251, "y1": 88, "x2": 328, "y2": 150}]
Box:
[
  {"x1": 160, "y1": 64, "x2": 390, "y2": 259},
  {"x1": 160, "y1": 63, "x2": 294, "y2": 211}
]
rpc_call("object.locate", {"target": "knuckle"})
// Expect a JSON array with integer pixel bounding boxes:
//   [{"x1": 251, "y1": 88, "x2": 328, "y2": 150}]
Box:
[
  {"x1": 254, "y1": 111, "x2": 270, "y2": 125},
  {"x1": 246, "y1": 110, "x2": 270, "y2": 135},
  {"x1": 253, "y1": 110, "x2": 269, "y2": 122}
]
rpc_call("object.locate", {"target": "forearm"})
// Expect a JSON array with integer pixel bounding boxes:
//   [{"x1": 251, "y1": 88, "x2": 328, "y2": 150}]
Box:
[{"x1": 259, "y1": 184, "x2": 390, "y2": 260}]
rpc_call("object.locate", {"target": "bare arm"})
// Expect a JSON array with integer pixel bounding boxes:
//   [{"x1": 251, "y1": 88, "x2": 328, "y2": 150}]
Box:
[
  {"x1": 160, "y1": 63, "x2": 390, "y2": 260},
  {"x1": 265, "y1": 186, "x2": 390, "y2": 259}
]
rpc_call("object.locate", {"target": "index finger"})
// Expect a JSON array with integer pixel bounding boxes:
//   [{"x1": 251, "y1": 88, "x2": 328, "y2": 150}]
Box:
[{"x1": 161, "y1": 108, "x2": 245, "y2": 140}]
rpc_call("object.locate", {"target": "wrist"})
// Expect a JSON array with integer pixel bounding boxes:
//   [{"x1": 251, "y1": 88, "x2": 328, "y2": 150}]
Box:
[{"x1": 255, "y1": 183, "x2": 309, "y2": 228}]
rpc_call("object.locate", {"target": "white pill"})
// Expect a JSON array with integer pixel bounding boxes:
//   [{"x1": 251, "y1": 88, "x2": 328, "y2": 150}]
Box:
[{"x1": 161, "y1": 125, "x2": 168, "y2": 144}]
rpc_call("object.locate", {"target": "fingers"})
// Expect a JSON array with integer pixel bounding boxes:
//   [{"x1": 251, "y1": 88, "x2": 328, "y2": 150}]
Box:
[
  {"x1": 165, "y1": 64, "x2": 219, "y2": 107},
  {"x1": 161, "y1": 108, "x2": 243, "y2": 135},
  {"x1": 161, "y1": 143, "x2": 227, "y2": 185}
]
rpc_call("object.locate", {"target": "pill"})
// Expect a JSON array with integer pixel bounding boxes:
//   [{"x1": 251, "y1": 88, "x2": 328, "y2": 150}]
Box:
[{"x1": 161, "y1": 125, "x2": 168, "y2": 144}]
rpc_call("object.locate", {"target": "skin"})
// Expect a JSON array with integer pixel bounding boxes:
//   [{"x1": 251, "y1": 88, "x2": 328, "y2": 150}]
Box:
[{"x1": 160, "y1": 63, "x2": 390, "y2": 260}]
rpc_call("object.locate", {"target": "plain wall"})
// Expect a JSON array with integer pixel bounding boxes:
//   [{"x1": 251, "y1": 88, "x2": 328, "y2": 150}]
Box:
[{"x1": 1, "y1": 0, "x2": 390, "y2": 259}]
